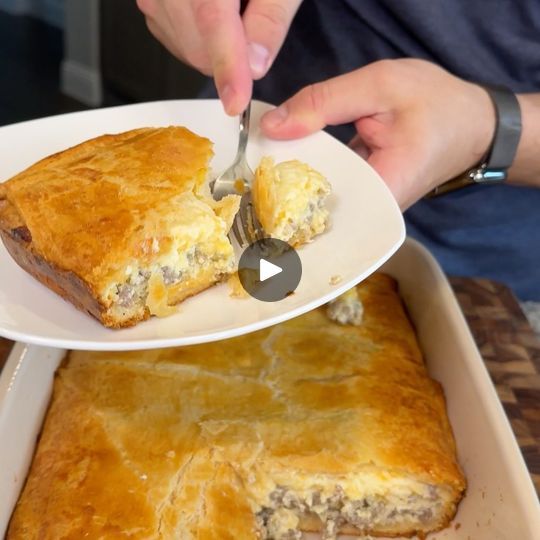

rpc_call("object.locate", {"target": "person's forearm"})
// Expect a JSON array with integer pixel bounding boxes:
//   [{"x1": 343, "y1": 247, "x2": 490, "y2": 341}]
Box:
[{"x1": 508, "y1": 93, "x2": 540, "y2": 187}]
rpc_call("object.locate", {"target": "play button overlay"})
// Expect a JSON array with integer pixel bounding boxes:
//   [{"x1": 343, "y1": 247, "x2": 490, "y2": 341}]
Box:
[
  {"x1": 260, "y1": 259, "x2": 282, "y2": 281},
  {"x1": 238, "y1": 238, "x2": 302, "y2": 302}
]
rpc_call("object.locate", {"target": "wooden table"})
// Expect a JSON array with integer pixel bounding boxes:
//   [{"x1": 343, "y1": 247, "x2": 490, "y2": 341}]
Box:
[
  {"x1": 449, "y1": 277, "x2": 540, "y2": 496},
  {"x1": 1, "y1": 277, "x2": 539, "y2": 495}
]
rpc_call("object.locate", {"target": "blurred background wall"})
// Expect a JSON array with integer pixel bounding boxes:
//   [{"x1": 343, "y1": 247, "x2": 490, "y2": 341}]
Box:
[
  {"x1": 0, "y1": 0, "x2": 64, "y2": 27},
  {"x1": 0, "y1": 0, "x2": 208, "y2": 127},
  {"x1": 100, "y1": 0, "x2": 207, "y2": 104}
]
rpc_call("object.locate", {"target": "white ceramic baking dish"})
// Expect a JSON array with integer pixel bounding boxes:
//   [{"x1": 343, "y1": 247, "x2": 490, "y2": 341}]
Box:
[{"x1": 0, "y1": 238, "x2": 539, "y2": 539}]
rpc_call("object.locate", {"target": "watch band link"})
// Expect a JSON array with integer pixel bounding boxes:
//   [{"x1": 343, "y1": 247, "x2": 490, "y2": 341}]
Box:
[{"x1": 426, "y1": 84, "x2": 522, "y2": 198}]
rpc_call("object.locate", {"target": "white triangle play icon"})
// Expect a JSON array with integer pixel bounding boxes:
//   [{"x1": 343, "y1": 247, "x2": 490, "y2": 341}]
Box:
[{"x1": 259, "y1": 258, "x2": 283, "y2": 282}]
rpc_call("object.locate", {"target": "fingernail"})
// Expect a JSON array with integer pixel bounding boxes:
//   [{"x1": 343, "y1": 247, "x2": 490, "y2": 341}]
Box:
[
  {"x1": 248, "y1": 42, "x2": 270, "y2": 78},
  {"x1": 218, "y1": 84, "x2": 236, "y2": 115},
  {"x1": 262, "y1": 105, "x2": 288, "y2": 129}
]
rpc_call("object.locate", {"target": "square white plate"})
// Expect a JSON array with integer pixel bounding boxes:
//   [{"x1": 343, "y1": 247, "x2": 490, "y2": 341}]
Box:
[
  {"x1": 1, "y1": 239, "x2": 538, "y2": 538},
  {"x1": 0, "y1": 99, "x2": 404, "y2": 351}
]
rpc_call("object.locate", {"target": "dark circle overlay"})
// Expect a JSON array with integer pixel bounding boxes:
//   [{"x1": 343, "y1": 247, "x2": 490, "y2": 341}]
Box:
[{"x1": 238, "y1": 238, "x2": 302, "y2": 302}]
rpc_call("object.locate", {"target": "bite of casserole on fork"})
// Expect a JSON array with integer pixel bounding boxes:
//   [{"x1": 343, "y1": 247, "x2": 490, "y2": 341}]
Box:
[{"x1": 253, "y1": 157, "x2": 331, "y2": 247}]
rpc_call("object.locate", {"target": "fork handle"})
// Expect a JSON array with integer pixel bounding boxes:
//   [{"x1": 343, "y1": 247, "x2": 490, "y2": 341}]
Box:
[{"x1": 235, "y1": 102, "x2": 251, "y2": 160}]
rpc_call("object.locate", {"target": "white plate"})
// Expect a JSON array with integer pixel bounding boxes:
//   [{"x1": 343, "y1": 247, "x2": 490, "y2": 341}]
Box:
[
  {"x1": 0, "y1": 100, "x2": 404, "y2": 351},
  {"x1": 1, "y1": 238, "x2": 538, "y2": 538}
]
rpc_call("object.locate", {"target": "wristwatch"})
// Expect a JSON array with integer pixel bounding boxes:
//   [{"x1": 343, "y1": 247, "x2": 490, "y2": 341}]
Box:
[{"x1": 426, "y1": 85, "x2": 522, "y2": 197}]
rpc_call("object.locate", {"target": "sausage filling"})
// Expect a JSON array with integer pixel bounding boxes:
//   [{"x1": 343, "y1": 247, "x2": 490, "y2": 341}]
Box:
[{"x1": 256, "y1": 485, "x2": 442, "y2": 540}]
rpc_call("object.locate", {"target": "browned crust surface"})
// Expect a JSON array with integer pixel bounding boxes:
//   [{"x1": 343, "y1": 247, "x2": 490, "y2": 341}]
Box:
[
  {"x1": 0, "y1": 228, "x2": 112, "y2": 325},
  {"x1": 0, "y1": 127, "x2": 214, "y2": 289},
  {"x1": 0, "y1": 126, "x2": 213, "y2": 290}
]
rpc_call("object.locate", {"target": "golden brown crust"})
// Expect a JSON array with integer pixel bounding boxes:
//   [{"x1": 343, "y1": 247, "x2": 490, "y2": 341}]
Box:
[
  {"x1": 8, "y1": 274, "x2": 466, "y2": 538},
  {"x1": 0, "y1": 227, "x2": 114, "y2": 324},
  {"x1": 1, "y1": 128, "x2": 214, "y2": 286}
]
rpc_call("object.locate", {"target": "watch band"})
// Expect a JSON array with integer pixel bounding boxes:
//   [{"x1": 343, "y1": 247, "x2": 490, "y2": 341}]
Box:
[
  {"x1": 426, "y1": 85, "x2": 522, "y2": 198},
  {"x1": 485, "y1": 86, "x2": 522, "y2": 169}
]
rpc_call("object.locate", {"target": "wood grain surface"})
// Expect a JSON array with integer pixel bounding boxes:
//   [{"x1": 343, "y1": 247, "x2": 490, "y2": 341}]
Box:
[
  {"x1": 449, "y1": 277, "x2": 540, "y2": 495},
  {"x1": 0, "y1": 277, "x2": 538, "y2": 496}
]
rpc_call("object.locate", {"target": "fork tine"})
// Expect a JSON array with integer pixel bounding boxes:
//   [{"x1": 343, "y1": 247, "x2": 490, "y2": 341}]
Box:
[
  {"x1": 244, "y1": 187, "x2": 265, "y2": 243},
  {"x1": 237, "y1": 194, "x2": 253, "y2": 244},
  {"x1": 229, "y1": 192, "x2": 249, "y2": 247},
  {"x1": 248, "y1": 200, "x2": 265, "y2": 242},
  {"x1": 231, "y1": 217, "x2": 248, "y2": 248},
  {"x1": 230, "y1": 199, "x2": 266, "y2": 248}
]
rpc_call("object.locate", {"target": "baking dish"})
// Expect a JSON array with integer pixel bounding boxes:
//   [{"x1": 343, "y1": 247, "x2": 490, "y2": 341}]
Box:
[{"x1": 1, "y1": 237, "x2": 539, "y2": 538}]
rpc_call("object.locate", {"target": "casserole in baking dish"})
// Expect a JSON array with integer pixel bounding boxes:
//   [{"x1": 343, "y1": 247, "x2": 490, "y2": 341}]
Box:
[{"x1": 7, "y1": 273, "x2": 465, "y2": 539}]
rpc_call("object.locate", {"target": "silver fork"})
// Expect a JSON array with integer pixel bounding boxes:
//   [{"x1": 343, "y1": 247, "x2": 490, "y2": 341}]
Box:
[{"x1": 211, "y1": 102, "x2": 264, "y2": 248}]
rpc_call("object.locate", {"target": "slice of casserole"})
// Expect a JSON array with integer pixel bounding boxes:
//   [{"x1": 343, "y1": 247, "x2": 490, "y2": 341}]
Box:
[
  {"x1": 0, "y1": 127, "x2": 240, "y2": 328},
  {"x1": 253, "y1": 157, "x2": 331, "y2": 246},
  {"x1": 8, "y1": 274, "x2": 466, "y2": 539}
]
